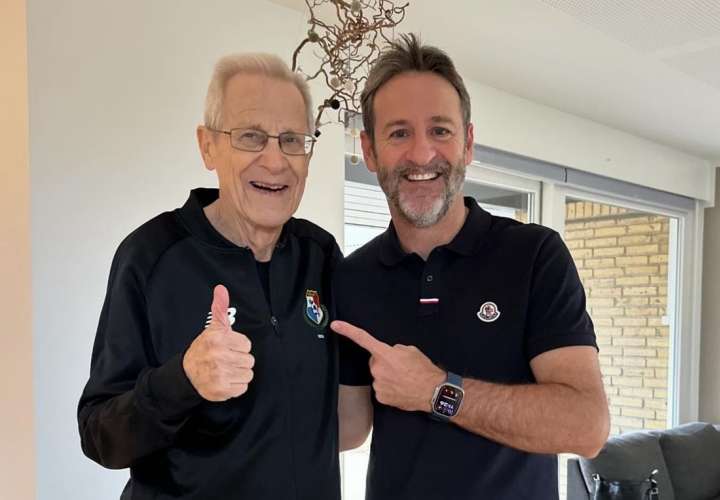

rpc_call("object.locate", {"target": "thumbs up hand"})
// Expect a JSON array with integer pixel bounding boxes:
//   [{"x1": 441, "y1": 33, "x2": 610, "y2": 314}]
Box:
[{"x1": 183, "y1": 285, "x2": 255, "y2": 402}]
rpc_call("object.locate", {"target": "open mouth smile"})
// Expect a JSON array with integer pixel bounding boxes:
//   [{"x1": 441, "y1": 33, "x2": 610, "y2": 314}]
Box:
[
  {"x1": 249, "y1": 181, "x2": 289, "y2": 193},
  {"x1": 403, "y1": 172, "x2": 441, "y2": 182}
]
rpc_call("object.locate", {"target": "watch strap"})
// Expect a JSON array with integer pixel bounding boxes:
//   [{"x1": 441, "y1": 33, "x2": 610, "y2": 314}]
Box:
[{"x1": 446, "y1": 371, "x2": 463, "y2": 388}]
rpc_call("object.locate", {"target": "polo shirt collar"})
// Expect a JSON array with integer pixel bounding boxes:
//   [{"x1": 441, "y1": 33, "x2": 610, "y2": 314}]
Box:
[{"x1": 378, "y1": 196, "x2": 492, "y2": 266}]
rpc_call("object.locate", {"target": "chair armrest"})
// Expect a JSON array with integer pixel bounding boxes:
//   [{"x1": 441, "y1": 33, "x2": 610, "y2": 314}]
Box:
[{"x1": 566, "y1": 457, "x2": 591, "y2": 500}]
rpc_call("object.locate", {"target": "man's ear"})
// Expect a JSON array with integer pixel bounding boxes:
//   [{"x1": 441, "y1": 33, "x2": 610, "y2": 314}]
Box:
[
  {"x1": 197, "y1": 125, "x2": 217, "y2": 171},
  {"x1": 360, "y1": 131, "x2": 378, "y2": 173},
  {"x1": 464, "y1": 123, "x2": 474, "y2": 166}
]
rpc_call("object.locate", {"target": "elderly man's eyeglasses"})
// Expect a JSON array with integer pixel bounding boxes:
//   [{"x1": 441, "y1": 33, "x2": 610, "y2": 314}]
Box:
[{"x1": 209, "y1": 128, "x2": 316, "y2": 156}]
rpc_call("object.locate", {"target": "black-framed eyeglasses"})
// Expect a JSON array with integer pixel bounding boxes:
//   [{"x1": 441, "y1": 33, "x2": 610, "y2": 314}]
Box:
[{"x1": 208, "y1": 127, "x2": 316, "y2": 156}]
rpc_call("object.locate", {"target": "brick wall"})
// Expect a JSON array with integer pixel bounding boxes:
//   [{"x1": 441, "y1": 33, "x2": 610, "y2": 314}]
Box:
[
  {"x1": 564, "y1": 201, "x2": 671, "y2": 435},
  {"x1": 558, "y1": 202, "x2": 672, "y2": 499}
]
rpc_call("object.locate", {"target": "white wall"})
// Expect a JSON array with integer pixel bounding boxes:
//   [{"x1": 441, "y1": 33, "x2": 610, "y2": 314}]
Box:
[
  {"x1": 26, "y1": 1, "x2": 717, "y2": 498},
  {"x1": 464, "y1": 79, "x2": 715, "y2": 204},
  {"x1": 27, "y1": 1, "x2": 343, "y2": 498},
  {"x1": 701, "y1": 169, "x2": 720, "y2": 424}
]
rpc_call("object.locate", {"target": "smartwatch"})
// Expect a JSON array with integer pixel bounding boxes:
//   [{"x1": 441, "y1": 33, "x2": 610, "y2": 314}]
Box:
[{"x1": 430, "y1": 371, "x2": 464, "y2": 421}]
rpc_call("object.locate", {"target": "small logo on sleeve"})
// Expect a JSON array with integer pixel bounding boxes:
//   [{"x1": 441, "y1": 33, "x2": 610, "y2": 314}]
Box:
[
  {"x1": 304, "y1": 289, "x2": 329, "y2": 332},
  {"x1": 477, "y1": 302, "x2": 501, "y2": 323}
]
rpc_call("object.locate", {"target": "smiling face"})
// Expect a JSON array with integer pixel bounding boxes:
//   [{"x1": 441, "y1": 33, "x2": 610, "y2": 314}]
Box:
[
  {"x1": 361, "y1": 71, "x2": 473, "y2": 228},
  {"x1": 197, "y1": 73, "x2": 311, "y2": 232}
]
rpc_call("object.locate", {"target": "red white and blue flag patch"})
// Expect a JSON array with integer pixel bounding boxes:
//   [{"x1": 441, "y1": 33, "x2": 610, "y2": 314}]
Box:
[{"x1": 304, "y1": 289, "x2": 328, "y2": 328}]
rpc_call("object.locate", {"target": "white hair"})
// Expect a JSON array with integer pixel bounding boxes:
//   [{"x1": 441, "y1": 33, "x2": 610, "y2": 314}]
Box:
[{"x1": 203, "y1": 53, "x2": 314, "y2": 133}]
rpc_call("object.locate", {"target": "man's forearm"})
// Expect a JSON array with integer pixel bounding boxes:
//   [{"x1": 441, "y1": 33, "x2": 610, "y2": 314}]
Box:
[
  {"x1": 331, "y1": 322, "x2": 609, "y2": 457},
  {"x1": 450, "y1": 378, "x2": 609, "y2": 457},
  {"x1": 79, "y1": 354, "x2": 203, "y2": 468},
  {"x1": 338, "y1": 385, "x2": 373, "y2": 451}
]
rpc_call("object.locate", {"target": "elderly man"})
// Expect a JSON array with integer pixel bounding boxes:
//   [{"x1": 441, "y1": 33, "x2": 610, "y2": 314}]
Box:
[
  {"x1": 334, "y1": 34, "x2": 610, "y2": 499},
  {"x1": 78, "y1": 54, "x2": 341, "y2": 499}
]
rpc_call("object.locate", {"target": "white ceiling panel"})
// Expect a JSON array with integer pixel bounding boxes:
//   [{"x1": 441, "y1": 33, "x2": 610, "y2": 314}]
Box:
[
  {"x1": 268, "y1": 0, "x2": 720, "y2": 160},
  {"x1": 664, "y1": 43, "x2": 720, "y2": 91},
  {"x1": 539, "y1": 0, "x2": 720, "y2": 53}
]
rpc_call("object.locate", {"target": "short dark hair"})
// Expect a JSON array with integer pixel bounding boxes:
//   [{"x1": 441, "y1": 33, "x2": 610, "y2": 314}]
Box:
[{"x1": 360, "y1": 33, "x2": 471, "y2": 141}]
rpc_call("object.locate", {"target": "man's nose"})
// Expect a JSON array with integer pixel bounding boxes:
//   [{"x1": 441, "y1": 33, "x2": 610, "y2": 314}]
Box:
[
  {"x1": 405, "y1": 133, "x2": 436, "y2": 166},
  {"x1": 259, "y1": 137, "x2": 288, "y2": 174}
]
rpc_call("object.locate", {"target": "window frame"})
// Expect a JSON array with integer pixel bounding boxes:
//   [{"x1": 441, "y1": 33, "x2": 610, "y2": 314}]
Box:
[{"x1": 547, "y1": 184, "x2": 702, "y2": 427}]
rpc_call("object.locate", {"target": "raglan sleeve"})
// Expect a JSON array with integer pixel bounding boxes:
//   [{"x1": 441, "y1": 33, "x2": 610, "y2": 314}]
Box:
[{"x1": 77, "y1": 240, "x2": 204, "y2": 469}]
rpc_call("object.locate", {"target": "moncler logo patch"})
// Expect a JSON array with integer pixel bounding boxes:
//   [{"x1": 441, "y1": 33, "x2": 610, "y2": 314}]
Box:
[{"x1": 477, "y1": 302, "x2": 501, "y2": 323}]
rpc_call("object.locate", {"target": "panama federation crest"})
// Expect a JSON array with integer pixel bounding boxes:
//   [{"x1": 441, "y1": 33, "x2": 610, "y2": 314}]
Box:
[
  {"x1": 477, "y1": 301, "x2": 501, "y2": 323},
  {"x1": 304, "y1": 289, "x2": 329, "y2": 329}
]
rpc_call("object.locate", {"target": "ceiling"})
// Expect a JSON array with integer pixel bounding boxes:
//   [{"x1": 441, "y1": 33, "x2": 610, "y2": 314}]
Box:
[{"x1": 269, "y1": 0, "x2": 720, "y2": 162}]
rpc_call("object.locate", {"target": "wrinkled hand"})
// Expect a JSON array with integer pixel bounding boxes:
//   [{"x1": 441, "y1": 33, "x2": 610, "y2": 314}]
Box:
[
  {"x1": 332, "y1": 320, "x2": 445, "y2": 412},
  {"x1": 183, "y1": 285, "x2": 254, "y2": 402}
]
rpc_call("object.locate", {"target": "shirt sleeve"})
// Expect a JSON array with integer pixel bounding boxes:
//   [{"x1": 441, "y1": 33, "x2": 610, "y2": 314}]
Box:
[
  {"x1": 338, "y1": 336, "x2": 372, "y2": 385},
  {"x1": 77, "y1": 244, "x2": 203, "y2": 470},
  {"x1": 333, "y1": 266, "x2": 372, "y2": 386},
  {"x1": 524, "y1": 231, "x2": 598, "y2": 361}
]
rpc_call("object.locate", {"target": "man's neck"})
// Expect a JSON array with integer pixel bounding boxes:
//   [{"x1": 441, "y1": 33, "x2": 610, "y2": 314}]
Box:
[
  {"x1": 392, "y1": 196, "x2": 468, "y2": 261},
  {"x1": 203, "y1": 200, "x2": 281, "y2": 262}
]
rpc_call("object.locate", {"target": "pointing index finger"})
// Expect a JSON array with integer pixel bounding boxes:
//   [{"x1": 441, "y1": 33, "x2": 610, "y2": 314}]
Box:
[{"x1": 331, "y1": 320, "x2": 390, "y2": 356}]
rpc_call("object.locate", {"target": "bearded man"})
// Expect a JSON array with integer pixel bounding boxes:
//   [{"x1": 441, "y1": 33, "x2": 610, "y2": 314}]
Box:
[{"x1": 334, "y1": 34, "x2": 609, "y2": 500}]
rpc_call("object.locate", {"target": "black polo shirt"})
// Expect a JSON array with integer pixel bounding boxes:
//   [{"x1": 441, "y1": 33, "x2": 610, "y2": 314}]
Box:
[
  {"x1": 78, "y1": 188, "x2": 341, "y2": 500},
  {"x1": 336, "y1": 196, "x2": 596, "y2": 500}
]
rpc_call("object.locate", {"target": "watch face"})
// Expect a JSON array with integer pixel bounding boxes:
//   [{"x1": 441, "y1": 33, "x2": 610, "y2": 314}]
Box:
[{"x1": 433, "y1": 384, "x2": 463, "y2": 417}]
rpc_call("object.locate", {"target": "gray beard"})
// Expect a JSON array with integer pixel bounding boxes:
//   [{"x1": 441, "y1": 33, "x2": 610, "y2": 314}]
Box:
[{"x1": 378, "y1": 158, "x2": 466, "y2": 228}]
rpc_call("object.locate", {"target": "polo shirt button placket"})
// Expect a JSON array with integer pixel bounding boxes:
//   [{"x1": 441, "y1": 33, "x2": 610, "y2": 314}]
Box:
[{"x1": 419, "y1": 272, "x2": 439, "y2": 316}]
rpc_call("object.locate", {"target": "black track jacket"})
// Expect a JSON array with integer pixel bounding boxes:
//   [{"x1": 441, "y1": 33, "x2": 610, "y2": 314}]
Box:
[{"x1": 78, "y1": 189, "x2": 342, "y2": 500}]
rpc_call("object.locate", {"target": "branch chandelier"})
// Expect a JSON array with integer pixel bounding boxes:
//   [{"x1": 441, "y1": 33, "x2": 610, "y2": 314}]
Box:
[{"x1": 291, "y1": 0, "x2": 409, "y2": 137}]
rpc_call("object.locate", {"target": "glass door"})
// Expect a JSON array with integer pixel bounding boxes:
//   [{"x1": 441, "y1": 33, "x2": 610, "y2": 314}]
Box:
[
  {"x1": 465, "y1": 162, "x2": 540, "y2": 223},
  {"x1": 550, "y1": 188, "x2": 683, "y2": 499}
]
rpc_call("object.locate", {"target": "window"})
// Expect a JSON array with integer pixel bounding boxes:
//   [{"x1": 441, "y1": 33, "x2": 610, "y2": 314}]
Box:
[
  {"x1": 564, "y1": 199, "x2": 676, "y2": 434},
  {"x1": 554, "y1": 193, "x2": 682, "y2": 499}
]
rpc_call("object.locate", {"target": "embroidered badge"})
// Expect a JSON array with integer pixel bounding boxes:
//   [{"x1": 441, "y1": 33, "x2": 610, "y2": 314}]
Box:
[
  {"x1": 477, "y1": 301, "x2": 501, "y2": 323},
  {"x1": 304, "y1": 289, "x2": 329, "y2": 330}
]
